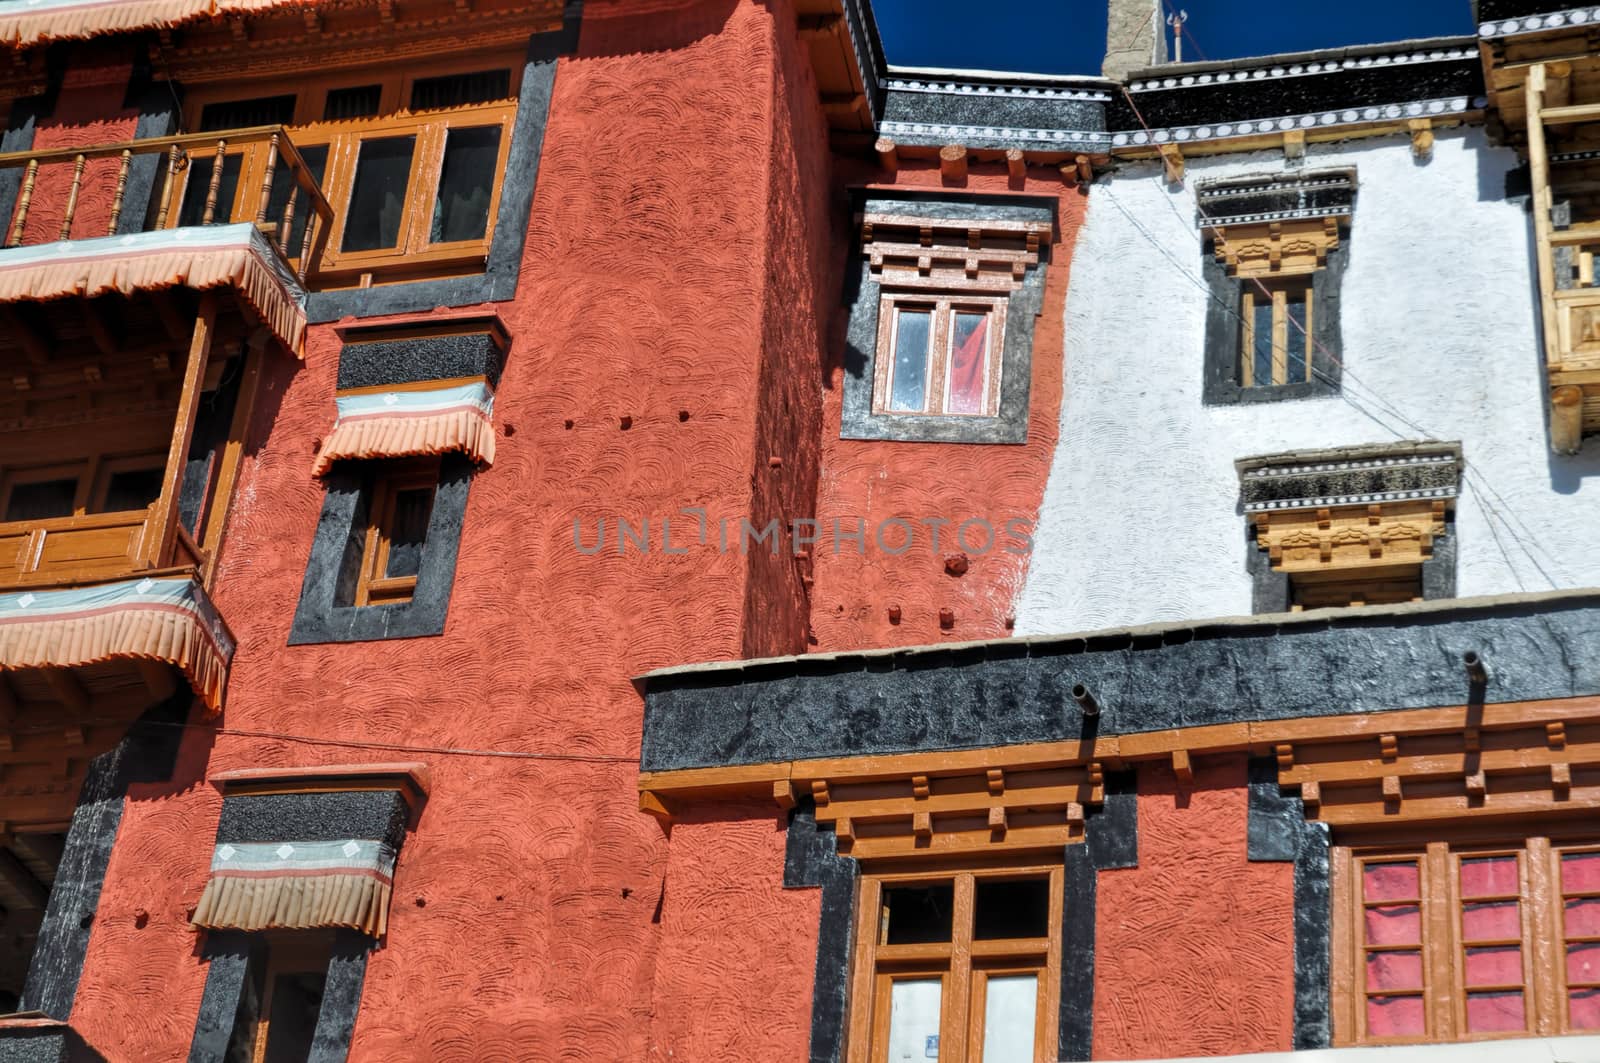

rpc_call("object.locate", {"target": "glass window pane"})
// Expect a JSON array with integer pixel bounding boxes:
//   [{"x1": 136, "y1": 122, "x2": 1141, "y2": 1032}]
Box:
[
  {"x1": 886, "y1": 979, "x2": 942, "y2": 1063},
  {"x1": 981, "y1": 974, "x2": 1037, "y2": 1062},
  {"x1": 1462, "y1": 901, "x2": 1521, "y2": 942},
  {"x1": 1250, "y1": 293, "x2": 1274, "y2": 388},
  {"x1": 1363, "y1": 862, "x2": 1419, "y2": 903},
  {"x1": 889, "y1": 309, "x2": 932, "y2": 413},
  {"x1": 178, "y1": 153, "x2": 243, "y2": 228},
  {"x1": 431, "y1": 126, "x2": 501, "y2": 244},
  {"x1": 884, "y1": 883, "x2": 953, "y2": 945},
  {"x1": 98, "y1": 467, "x2": 163, "y2": 513},
  {"x1": 261, "y1": 971, "x2": 326, "y2": 1063},
  {"x1": 973, "y1": 879, "x2": 1050, "y2": 941},
  {"x1": 1461, "y1": 856, "x2": 1519, "y2": 898},
  {"x1": 1465, "y1": 991, "x2": 1526, "y2": 1034},
  {"x1": 1464, "y1": 946, "x2": 1522, "y2": 987},
  {"x1": 342, "y1": 136, "x2": 416, "y2": 253},
  {"x1": 384, "y1": 486, "x2": 435, "y2": 579},
  {"x1": 264, "y1": 145, "x2": 329, "y2": 257},
  {"x1": 1366, "y1": 950, "x2": 1424, "y2": 992},
  {"x1": 1572, "y1": 987, "x2": 1600, "y2": 1029},
  {"x1": 1570, "y1": 942, "x2": 1600, "y2": 986},
  {"x1": 1567, "y1": 897, "x2": 1600, "y2": 938},
  {"x1": 1364, "y1": 905, "x2": 1421, "y2": 947},
  {"x1": 1286, "y1": 292, "x2": 1310, "y2": 384},
  {"x1": 1565, "y1": 852, "x2": 1600, "y2": 893},
  {"x1": 946, "y1": 311, "x2": 991, "y2": 415},
  {"x1": 5, "y1": 478, "x2": 76, "y2": 522},
  {"x1": 1366, "y1": 995, "x2": 1426, "y2": 1038}
]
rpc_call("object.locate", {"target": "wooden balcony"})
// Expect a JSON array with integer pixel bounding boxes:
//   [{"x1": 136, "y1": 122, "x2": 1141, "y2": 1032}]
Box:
[
  {"x1": 0, "y1": 506, "x2": 205, "y2": 591},
  {"x1": 0, "y1": 124, "x2": 332, "y2": 277}
]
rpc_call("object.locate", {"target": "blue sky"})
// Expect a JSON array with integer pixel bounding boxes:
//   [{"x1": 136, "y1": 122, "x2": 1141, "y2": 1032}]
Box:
[{"x1": 871, "y1": 0, "x2": 1476, "y2": 75}]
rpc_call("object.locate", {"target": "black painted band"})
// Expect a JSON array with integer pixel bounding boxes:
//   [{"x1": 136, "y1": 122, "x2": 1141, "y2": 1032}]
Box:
[
  {"x1": 215, "y1": 791, "x2": 408, "y2": 848},
  {"x1": 336, "y1": 333, "x2": 505, "y2": 392},
  {"x1": 1057, "y1": 843, "x2": 1096, "y2": 1063},
  {"x1": 1293, "y1": 821, "x2": 1333, "y2": 1050},
  {"x1": 782, "y1": 802, "x2": 857, "y2": 1063}
]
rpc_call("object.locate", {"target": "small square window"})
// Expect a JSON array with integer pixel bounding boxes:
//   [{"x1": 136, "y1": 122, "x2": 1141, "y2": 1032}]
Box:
[
  {"x1": 872, "y1": 296, "x2": 1007, "y2": 418},
  {"x1": 353, "y1": 463, "x2": 438, "y2": 607}
]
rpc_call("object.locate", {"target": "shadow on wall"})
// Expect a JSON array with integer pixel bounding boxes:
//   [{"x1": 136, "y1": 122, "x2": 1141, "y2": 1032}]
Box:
[{"x1": 574, "y1": 0, "x2": 741, "y2": 58}]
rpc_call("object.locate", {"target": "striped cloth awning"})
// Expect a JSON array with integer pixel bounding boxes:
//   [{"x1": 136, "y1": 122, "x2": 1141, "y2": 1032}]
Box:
[
  {"x1": 312, "y1": 379, "x2": 496, "y2": 476},
  {"x1": 0, "y1": 575, "x2": 234, "y2": 712},
  {"x1": 192, "y1": 838, "x2": 396, "y2": 938},
  {"x1": 0, "y1": 224, "x2": 307, "y2": 357},
  {"x1": 0, "y1": 0, "x2": 308, "y2": 47}
]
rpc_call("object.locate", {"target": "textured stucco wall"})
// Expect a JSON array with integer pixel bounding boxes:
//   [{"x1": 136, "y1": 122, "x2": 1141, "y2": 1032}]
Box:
[
  {"x1": 68, "y1": 1, "x2": 837, "y2": 1059},
  {"x1": 807, "y1": 164, "x2": 1081, "y2": 651},
  {"x1": 1018, "y1": 128, "x2": 1600, "y2": 637}
]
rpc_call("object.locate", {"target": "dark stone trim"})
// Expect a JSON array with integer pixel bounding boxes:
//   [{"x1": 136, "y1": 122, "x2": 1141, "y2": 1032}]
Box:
[
  {"x1": 782, "y1": 800, "x2": 858, "y2": 1063},
  {"x1": 1086, "y1": 770, "x2": 1138, "y2": 871},
  {"x1": 1056, "y1": 842, "x2": 1096, "y2": 1063},
  {"x1": 1196, "y1": 169, "x2": 1358, "y2": 228},
  {"x1": 840, "y1": 193, "x2": 1055, "y2": 445},
  {"x1": 842, "y1": 0, "x2": 887, "y2": 123},
  {"x1": 20, "y1": 695, "x2": 189, "y2": 1020},
  {"x1": 117, "y1": 80, "x2": 181, "y2": 236},
  {"x1": 215, "y1": 791, "x2": 408, "y2": 848},
  {"x1": 335, "y1": 333, "x2": 506, "y2": 392},
  {"x1": 187, "y1": 930, "x2": 371, "y2": 1063},
  {"x1": 288, "y1": 454, "x2": 472, "y2": 644},
  {"x1": 0, "y1": 1027, "x2": 103, "y2": 1063},
  {"x1": 304, "y1": 6, "x2": 579, "y2": 323},
  {"x1": 1293, "y1": 821, "x2": 1334, "y2": 1050},
  {"x1": 1237, "y1": 441, "x2": 1461, "y2": 512},
  {"x1": 640, "y1": 592, "x2": 1600, "y2": 772},
  {"x1": 1424, "y1": 524, "x2": 1459, "y2": 601},
  {"x1": 1202, "y1": 238, "x2": 1345, "y2": 407}
]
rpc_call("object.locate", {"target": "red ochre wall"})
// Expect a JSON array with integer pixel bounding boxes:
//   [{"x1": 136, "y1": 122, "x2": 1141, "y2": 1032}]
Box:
[
  {"x1": 807, "y1": 163, "x2": 1081, "y2": 653},
  {"x1": 1093, "y1": 755, "x2": 1296, "y2": 1059},
  {"x1": 67, "y1": 1, "x2": 837, "y2": 1059}
]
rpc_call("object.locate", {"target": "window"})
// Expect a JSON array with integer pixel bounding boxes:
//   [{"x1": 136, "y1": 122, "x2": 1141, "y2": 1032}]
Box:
[
  {"x1": 849, "y1": 865, "x2": 1062, "y2": 1062},
  {"x1": 181, "y1": 57, "x2": 521, "y2": 284},
  {"x1": 1241, "y1": 275, "x2": 1314, "y2": 388},
  {"x1": 352, "y1": 462, "x2": 438, "y2": 607},
  {"x1": 873, "y1": 297, "x2": 1007, "y2": 418},
  {"x1": 1290, "y1": 564, "x2": 1423, "y2": 612},
  {"x1": 1334, "y1": 834, "x2": 1600, "y2": 1046},
  {"x1": 1, "y1": 453, "x2": 167, "y2": 523},
  {"x1": 223, "y1": 933, "x2": 332, "y2": 1063}
]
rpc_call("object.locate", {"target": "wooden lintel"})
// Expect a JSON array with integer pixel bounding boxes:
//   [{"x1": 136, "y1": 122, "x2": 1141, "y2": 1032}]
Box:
[
  {"x1": 940, "y1": 144, "x2": 967, "y2": 182},
  {"x1": 43, "y1": 669, "x2": 89, "y2": 714},
  {"x1": 772, "y1": 779, "x2": 796, "y2": 810},
  {"x1": 638, "y1": 790, "x2": 672, "y2": 824},
  {"x1": 1158, "y1": 143, "x2": 1185, "y2": 184},
  {"x1": 1552, "y1": 385, "x2": 1584, "y2": 454},
  {"x1": 874, "y1": 137, "x2": 898, "y2": 176},
  {"x1": 1283, "y1": 129, "x2": 1306, "y2": 161},
  {"x1": 1005, "y1": 148, "x2": 1025, "y2": 181},
  {"x1": 0, "y1": 846, "x2": 47, "y2": 909},
  {"x1": 1408, "y1": 118, "x2": 1435, "y2": 160}
]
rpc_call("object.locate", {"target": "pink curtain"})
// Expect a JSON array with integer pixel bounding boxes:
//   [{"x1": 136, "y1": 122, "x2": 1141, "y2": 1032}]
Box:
[{"x1": 947, "y1": 314, "x2": 989, "y2": 414}]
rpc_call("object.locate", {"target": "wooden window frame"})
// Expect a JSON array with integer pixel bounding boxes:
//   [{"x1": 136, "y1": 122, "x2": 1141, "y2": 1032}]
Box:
[
  {"x1": 1332, "y1": 829, "x2": 1600, "y2": 1047},
  {"x1": 232, "y1": 930, "x2": 335, "y2": 1063},
  {"x1": 1289, "y1": 563, "x2": 1426, "y2": 612},
  {"x1": 88, "y1": 453, "x2": 168, "y2": 515},
  {"x1": 1240, "y1": 272, "x2": 1316, "y2": 389},
  {"x1": 871, "y1": 294, "x2": 1008, "y2": 419},
  {"x1": 353, "y1": 460, "x2": 439, "y2": 608},
  {"x1": 846, "y1": 861, "x2": 1063, "y2": 1063},
  {"x1": 180, "y1": 52, "x2": 523, "y2": 284}
]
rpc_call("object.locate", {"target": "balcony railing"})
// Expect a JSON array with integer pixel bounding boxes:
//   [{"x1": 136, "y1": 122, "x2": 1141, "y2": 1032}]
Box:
[
  {"x1": 0, "y1": 505, "x2": 205, "y2": 590},
  {"x1": 0, "y1": 125, "x2": 333, "y2": 280}
]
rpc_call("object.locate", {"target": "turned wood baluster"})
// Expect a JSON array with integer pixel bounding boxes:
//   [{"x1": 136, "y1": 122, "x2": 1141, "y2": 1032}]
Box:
[
  {"x1": 200, "y1": 139, "x2": 227, "y2": 225},
  {"x1": 7, "y1": 159, "x2": 38, "y2": 246},
  {"x1": 297, "y1": 204, "x2": 317, "y2": 282},
  {"x1": 58, "y1": 153, "x2": 87, "y2": 241},
  {"x1": 106, "y1": 148, "x2": 133, "y2": 235},
  {"x1": 279, "y1": 184, "x2": 300, "y2": 256},
  {"x1": 154, "y1": 144, "x2": 182, "y2": 230},
  {"x1": 254, "y1": 132, "x2": 279, "y2": 225}
]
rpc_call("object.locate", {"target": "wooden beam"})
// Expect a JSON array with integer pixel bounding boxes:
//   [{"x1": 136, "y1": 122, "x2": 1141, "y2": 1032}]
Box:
[
  {"x1": 1075, "y1": 155, "x2": 1094, "y2": 184},
  {"x1": 1528, "y1": 65, "x2": 1563, "y2": 376},
  {"x1": 135, "y1": 659, "x2": 177, "y2": 702},
  {"x1": 150, "y1": 290, "x2": 190, "y2": 343},
  {"x1": 0, "y1": 846, "x2": 47, "y2": 909},
  {"x1": 1, "y1": 306, "x2": 50, "y2": 367},
  {"x1": 1553, "y1": 384, "x2": 1585, "y2": 454},
  {"x1": 1539, "y1": 101, "x2": 1600, "y2": 126},
  {"x1": 1408, "y1": 118, "x2": 1434, "y2": 160},
  {"x1": 43, "y1": 669, "x2": 89, "y2": 714},
  {"x1": 638, "y1": 790, "x2": 672, "y2": 825},
  {"x1": 1005, "y1": 148, "x2": 1026, "y2": 182},
  {"x1": 1283, "y1": 129, "x2": 1306, "y2": 162},
  {"x1": 12, "y1": 832, "x2": 62, "y2": 873},
  {"x1": 939, "y1": 144, "x2": 967, "y2": 182},
  {"x1": 874, "y1": 136, "x2": 898, "y2": 176},
  {"x1": 82, "y1": 299, "x2": 119, "y2": 358},
  {"x1": 772, "y1": 779, "x2": 796, "y2": 810},
  {"x1": 1158, "y1": 143, "x2": 1185, "y2": 184},
  {"x1": 147, "y1": 293, "x2": 216, "y2": 568}
]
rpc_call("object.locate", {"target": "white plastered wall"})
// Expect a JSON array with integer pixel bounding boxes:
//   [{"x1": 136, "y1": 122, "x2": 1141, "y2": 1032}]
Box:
[{"x1": 1015, "y1": 127, "x2": 1600, "y2": 637}]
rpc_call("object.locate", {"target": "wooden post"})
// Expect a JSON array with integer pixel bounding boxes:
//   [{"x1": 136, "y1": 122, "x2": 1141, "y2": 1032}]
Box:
[
  {"x1": 107, "y1": 149, "x2": 133, "y2": 236},
  {"x1": 1527, "y1": 65, "x2": 1562, "y2": 374},
  {"x1": 1075, "y1": 155, "x2": 1093, "y2": 184},
  {"x1": 939, "y1": 143, "x2": 967, "y2": 182},
  {"x1": 7, "y1": 159, "x2": 37, "y2": 246},
  {"x1": 199, "y1": 332, "x2": 267, "y2": 584},
  {"x1": 255, "y1": 132, "x2": 280, "y2": 225},
  {"x1": 58, "y1": 154, "x2": 86, "y2": 241},
  {"x1": 1005, "y1": 148, "x2": 1025, "y2": 182},
  {"x1": 155, "y1": 144, "x2": 181, "y2": 230},
  {"x1": 874, "y1": 136, "x2": 898, "y2": 176},
  {"x1": 148, "y1": 293, "x2": 217, "y2": 569},
  {"x1": 201, "y1": 139, "x2": 227, "y2": 226},
  {"x1": 1552, "y1": 384, "x2": 1584, "y2": 454},
  {"x1": 279, "y1": 185, "x2": 300, "y2": 256}
]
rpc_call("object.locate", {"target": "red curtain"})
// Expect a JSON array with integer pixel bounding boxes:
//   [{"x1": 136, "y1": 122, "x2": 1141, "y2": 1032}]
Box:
[{"x1": 948, "y1": 314, "x2": 989, "y2": 414}]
